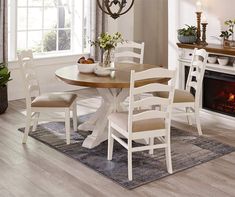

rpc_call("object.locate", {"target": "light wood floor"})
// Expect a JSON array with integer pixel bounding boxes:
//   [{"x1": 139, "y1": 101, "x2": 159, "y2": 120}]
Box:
[{"x1": 0, "y1": 88, "x2": 235, "y2": 197}]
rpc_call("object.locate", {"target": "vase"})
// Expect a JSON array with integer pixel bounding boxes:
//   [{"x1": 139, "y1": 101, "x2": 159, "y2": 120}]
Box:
[
  {"x1": 0, "y1": 85, "x2": 8, "y2": 114},
  {"x1": 103, "y1": 48, "x2": 115, "y2": 67}
]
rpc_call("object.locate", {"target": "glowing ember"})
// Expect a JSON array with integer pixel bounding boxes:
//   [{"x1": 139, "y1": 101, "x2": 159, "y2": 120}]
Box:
[{"x1": 228, "y1": 93, "x2": 235, "y2": 102}]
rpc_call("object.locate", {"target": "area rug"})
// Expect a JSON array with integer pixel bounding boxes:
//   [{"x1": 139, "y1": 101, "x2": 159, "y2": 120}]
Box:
[{"x1": 19, "y1": 115, "x2": 235, "y2": 190}]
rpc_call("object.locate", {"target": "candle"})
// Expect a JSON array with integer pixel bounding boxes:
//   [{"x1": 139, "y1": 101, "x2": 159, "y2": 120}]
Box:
[
  {"x1": 201, "y1": 15, "x2": 207, "y2": 23},
  {"x1": 196, "y1": 0, "x2": 202, "y2": 12}
]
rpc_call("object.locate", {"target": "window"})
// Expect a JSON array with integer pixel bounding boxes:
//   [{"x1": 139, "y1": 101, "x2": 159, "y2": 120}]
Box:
[{"x1": 8, "y1": 0, "x2": 91, "y2": 60}]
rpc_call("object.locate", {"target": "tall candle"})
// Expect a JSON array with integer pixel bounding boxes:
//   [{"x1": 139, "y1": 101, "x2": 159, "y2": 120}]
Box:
[
  {"x1": 196, "y1": 0, "x2": 202, "y2": 12},
  {"x1": 201, "y1": 15, "x2": 207, "y2": 23}
]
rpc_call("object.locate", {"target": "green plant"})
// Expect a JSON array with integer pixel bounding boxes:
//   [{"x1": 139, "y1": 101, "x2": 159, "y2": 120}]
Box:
[
  {"x1": 0, "y1": 63, "x2": 11, "y2": 87},
  {"x1": 220, "y1": 19, "x2": 235, "y2": 40},
  {"x1": 178, "y1": 25, "x2": 197, "y2": 36},
  {"x1": 90, "y1": 32, "x2": 124, "y2": 51}
]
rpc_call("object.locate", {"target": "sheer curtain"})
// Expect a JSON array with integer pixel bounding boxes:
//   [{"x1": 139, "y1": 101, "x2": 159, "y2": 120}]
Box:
[
  {"x1": 90, "y1": 0, "x2": 107, "y2": 61},
  {"x1": 0, "y1": 0, "x2": 8, "y2": 63}
]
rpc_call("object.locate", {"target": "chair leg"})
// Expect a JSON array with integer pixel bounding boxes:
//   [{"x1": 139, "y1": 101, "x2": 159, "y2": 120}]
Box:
[
  {"x1": 195, "y1": 108, "x2": 202, "y2": 136},
  {"x1": 165, "y1": 135, "x2": 173, "y2": 174},
  {"x1": 72, "y1": 103, "x2": 78, "y2": 132},
  {"x1": 186, "y1": 107, "x2": 193, "y2": 126},
  {"x1": 107, "y1": 122, "x2": 114, "y2": 161},
  {"x1": 149, "y1": 137, "x2": 154, "y2": 155},
  {"x1": 32, "y1": 112, "x2": 40, "y2": 132},
  {"x1": 22, "y1": 113, "x2": 32, "y2": 144},
  {"x1": 128, "y1": 139, "x2": 133, "y2": 181},
  {"x1": 65, "y1": 109, "x2": 71, "y2": 145}
]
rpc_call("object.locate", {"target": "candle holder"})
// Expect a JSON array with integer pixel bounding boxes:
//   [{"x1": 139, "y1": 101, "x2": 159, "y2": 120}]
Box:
[
  {"x1": 196, "y1": 12, "x2": 202, "y2": 45},
  {"x1": 201, "y1": 22, "x2": 208, "y2": 46}
]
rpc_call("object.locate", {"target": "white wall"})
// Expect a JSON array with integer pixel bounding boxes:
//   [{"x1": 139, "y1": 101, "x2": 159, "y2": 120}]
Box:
[{"x1": 168, "y1": 0, "x2": 235, "y2": 70}]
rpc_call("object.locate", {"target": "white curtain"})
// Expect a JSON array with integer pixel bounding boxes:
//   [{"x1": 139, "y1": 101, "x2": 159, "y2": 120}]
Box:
[
  {"x1": 90, "y1": 0, "x2": 107, "y2": 61},
  {"x1": 0, "y1": 0, "x2": 8, "y2": 63}
]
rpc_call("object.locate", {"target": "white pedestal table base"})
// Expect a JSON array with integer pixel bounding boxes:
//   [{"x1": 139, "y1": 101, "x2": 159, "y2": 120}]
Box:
[{"x1": 78, "y1": 88, "x2": 129, "y2": 149}]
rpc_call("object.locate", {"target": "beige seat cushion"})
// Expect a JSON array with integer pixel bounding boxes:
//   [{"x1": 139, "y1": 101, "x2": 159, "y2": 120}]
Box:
[
  {"x1": 108, "y1": 112, "x2": 165, "y2": 133},
  {"x1": 157, "y1": 89, "x2": 195, "y2": 103},
  {"x1": 31, "y1": 92, "x2": 77, "y2": 108}
]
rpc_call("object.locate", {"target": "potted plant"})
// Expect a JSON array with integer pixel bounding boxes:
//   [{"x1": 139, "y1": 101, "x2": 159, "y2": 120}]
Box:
[
  {"x1": 220, "y1": 19, "x2": 235, "y2": 48},
  {"x1": 90, "y1": 32, "x2": 124, "y2": 67},
  {"x1": 0, "y1": 62, "x2": 11, "y2": 114},
  {"x1": 178, "y1": 25, "x2": 197, "y2": 44}
]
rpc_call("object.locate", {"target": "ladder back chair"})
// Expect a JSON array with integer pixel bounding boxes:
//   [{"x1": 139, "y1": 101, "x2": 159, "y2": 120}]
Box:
[
  {"x1": 158, "y1": 48, "x2": 208, "y2": 135},
  {"x1": 18, "y1": 50, "x2": 78, "y2": 145},
  {"x1": 107, "y1": 68, "x2": 176, "y2": 181},
  {"x1": 115, "y1": 41, "x2": 145, "y2": 64}
]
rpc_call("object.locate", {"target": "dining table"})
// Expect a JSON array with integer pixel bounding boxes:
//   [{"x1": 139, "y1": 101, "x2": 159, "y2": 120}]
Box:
[{"x1": 55, "y1": 63, "x2": 168, "y2": 149}]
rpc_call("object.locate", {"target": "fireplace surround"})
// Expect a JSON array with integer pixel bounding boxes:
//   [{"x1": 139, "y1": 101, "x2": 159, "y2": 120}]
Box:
[{"x1": 177, "y1": 43, "x2": 235, "y2": 119}]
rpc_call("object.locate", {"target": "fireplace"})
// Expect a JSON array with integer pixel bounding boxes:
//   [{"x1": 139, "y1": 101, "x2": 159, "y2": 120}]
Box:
[{"x1": 203, "y1": 70, "x2": 235, "y2": 117}]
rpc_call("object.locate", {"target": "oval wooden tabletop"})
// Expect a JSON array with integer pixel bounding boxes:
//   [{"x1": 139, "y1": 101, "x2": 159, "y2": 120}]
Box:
[{"x1": 55, "y1": 63, "x2": 169, "y2": 88}]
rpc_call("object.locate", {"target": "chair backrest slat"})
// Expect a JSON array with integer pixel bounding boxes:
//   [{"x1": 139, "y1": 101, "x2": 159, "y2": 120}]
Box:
[
  {"x1": 134, "y1": 83, "x2": 172, "y2": 95},
  {"x1": 188, "y1": 81, "x2": 197, "y2": 91},
  {"x1": 132, "y1": 110, "x2": 168, "y2": 122},
  {"x1": 115, "y1": 51, "x2": 142, "y2": 59},
  {"x1": 134, "y1": 68, "x2": 175, "y2": 81},
  {"x1": 28, "y1": 84, "x2": 40, "y2": 93},
  {"x1": 115, "y1": 41, "x2": 145, "y2": 64},
  {"x1": 133, "y1": 97, "x2": 170, "y2": 109},
  {"x1": 128, "y1": 68, "x2": 176, "y2": 134}
]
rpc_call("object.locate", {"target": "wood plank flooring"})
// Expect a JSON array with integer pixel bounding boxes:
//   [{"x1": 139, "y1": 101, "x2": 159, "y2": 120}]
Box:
[{"x1": 0, "y1": 88, "x2": 235, "y2": 197}]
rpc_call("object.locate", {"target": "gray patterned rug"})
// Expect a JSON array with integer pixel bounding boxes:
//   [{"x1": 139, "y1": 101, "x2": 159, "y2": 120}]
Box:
[{"x1": 19, "y1": 115, "x2": 235, "y2": 190}]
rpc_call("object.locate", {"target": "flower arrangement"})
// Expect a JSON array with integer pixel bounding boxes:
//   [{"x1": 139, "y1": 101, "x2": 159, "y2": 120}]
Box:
[
  {"x1": 90, "y1": 32, "x2": 124, "y2": 67},
  {"x1": 90, "y1": 32, "x2": 124, "y2": 51}
]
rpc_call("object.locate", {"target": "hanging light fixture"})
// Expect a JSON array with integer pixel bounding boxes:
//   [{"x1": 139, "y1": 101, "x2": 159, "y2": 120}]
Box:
[{"x1": 97, "y1": 0, "x2": 135, "y2": 19}]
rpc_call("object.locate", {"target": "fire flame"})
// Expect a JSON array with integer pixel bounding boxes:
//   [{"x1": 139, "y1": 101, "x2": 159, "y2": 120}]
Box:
[{"x1": 228, "y1": 93, "x2": 235, "y2": 102}]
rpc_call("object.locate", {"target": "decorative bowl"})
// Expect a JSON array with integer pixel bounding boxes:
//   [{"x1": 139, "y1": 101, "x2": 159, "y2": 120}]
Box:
[
  {"x1": 178, "y1": 35, "x2": 197, "y2": 44},
  {"x1": 77, "y1": 62, "x2": 99, "y2": 74},
  {"x1": 207, "y1": 56, "x2": 217, "y2": 64},
  {"x1": 218, "y1": 57, "x2": 229, "y2": 66},
  {"x1": 94, "y1": 66, "x2": 111, "y2": 77}
]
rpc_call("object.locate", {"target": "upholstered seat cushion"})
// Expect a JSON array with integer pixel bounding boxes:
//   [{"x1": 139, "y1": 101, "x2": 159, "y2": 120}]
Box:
[
  {"x1": 157, "y1": 89, "x2": 195, "y2": 103},
  {"x1": 108, "y1": 112, "x2": 165, "y2": 133},
  {"x1": 31, "y1": 92, "x2": 77, "y2": 108}
]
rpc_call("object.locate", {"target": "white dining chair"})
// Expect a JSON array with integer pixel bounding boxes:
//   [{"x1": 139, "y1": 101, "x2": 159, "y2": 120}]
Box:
[
  {"x1": 18, "y1": 50, "x2": 78, "y2": 145},
  {"x1": 158, "y1": 49, "x2": 208, "y2": 135},
  {"x1": 115, "y1": 41, "x2": 145, "y2": 64},
  {"x1": 107, "y1": 68, "x2": 176, "y2": 181},
  {"x1": 115, "y1": 41, "x2": 145, "y2": 110}
]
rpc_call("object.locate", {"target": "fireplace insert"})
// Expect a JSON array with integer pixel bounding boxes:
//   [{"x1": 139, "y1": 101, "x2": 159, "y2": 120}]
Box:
[{"x1": 203, "y1": 70, "x2": 235, "y2": 117}]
